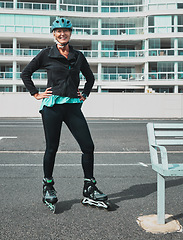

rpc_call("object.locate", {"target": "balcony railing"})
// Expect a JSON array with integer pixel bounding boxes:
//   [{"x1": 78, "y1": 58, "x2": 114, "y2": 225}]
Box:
[
  {"x1": 0, "y1": 25, "x2": 50, "y2": 34},
  {"x1": 17, "y1": 49, "x2": 41, "y2": 56},
  {"x1": 0, "y1": 1, "x2": 144, "y2": 13},
  {"x1": 2, "y1": 47, "x2": 183, "y2": 59},
  {"x1": 149, "y1": 49, "x2": 174, "y2": 56},
  {"x1": 148, "y1": 72, "x2": 175, "y2": 80},
  {"x1": 1, "y1": 72, "x2": 144, "y2": 82},
  {"x1": 0, "y1": 72, "x2": 13, "y2": 79},
  {"x1": 60, "y1": 4, "x2": 98, "y2": 12},
  {"x1": 0, "y1": 48, "x2": 13, "y2": 55},
  {"x1": 17, "y1": 1, "x2": 56, "y2": 11},
  {"x1": 101, "y1": 73, "x2": 145, "y2": 82},
  {"x1": 2, "y1": 72, "x2": 183, "y2": 82},
  {"x1": 0, "y1": 48, "x2": 146, "y2": 59},
  {"x1": 2, "y1": 24, "x2": 182, "y2": 35},
  {"x1": 148, "y1": 1, "x2": 180, "y2": 11},
  {"x1": 16, "y1": 72, "x2": 47, "y2": 80},
  {"x1": 101, "y1": 50, "x2": 145, "y2": 58},
  {"x1": 148, "y1": 25, "x2": 183, "y2": 34},
  {"x1": 101, "y1": 27, "x2": 144, "y2": 35},
  {"x1": 101, "y1": 4, "x2": 143, "y2": 13}
]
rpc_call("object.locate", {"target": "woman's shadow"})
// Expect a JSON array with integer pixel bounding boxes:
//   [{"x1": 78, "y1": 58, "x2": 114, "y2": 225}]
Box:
[{"x1": 55, "y1": 177, "x2": 183, "y2": 216}]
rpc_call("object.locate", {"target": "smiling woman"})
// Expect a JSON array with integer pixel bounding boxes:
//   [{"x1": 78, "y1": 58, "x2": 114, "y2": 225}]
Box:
[{"x1": 21, "y1": 17, "x2": 109, "y2": 212}]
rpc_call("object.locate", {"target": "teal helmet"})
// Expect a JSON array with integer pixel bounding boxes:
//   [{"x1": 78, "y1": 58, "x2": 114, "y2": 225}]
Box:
[{"x1": 51, "y1": 18, "x2": 72, "y2": 32}]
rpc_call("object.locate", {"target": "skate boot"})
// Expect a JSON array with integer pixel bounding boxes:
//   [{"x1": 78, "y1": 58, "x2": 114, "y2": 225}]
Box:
[
  {"x1": 81, "y1": 178, "x2": 110, "y2": 209},
  {"x1": 42, "y1": 177, "x2": 58, "y2": 213}
]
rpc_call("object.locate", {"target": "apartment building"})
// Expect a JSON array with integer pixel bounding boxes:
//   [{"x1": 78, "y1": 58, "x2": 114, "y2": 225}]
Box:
[{"x1": 0, "y1": 0, "x2": 183, "y2": 94}]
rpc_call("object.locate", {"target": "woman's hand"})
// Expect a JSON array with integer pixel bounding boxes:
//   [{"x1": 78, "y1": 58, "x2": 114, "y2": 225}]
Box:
[
  {"x1": 33, "y1": 87, "x2": 52, "y2": 100},
  {"x1": 77, "y1": 90, "x2": 86, "y2": 101}
]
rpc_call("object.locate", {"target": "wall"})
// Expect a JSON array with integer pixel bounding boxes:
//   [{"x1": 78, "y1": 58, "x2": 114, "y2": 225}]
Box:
[{"x1": 1, "y1": 92, "x2": 183, "y2": 118}]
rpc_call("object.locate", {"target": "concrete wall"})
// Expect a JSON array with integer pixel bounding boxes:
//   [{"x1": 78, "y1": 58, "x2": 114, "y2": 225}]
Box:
[{"x1": 1, "y1": 92, "x2": 183, "y2": 118}]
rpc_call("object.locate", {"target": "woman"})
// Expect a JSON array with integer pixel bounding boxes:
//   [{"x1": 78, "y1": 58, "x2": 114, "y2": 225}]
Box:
[{"x1": 21, "y1": 18, "x2": 108, "y2": 210}]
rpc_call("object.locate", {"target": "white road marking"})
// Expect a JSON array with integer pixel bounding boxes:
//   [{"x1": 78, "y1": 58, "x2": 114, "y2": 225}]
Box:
[
  {"x1": 139, "y1": 162, "x2": 149, "y2": 167},
  {"x1": 0, "y1": 136, "x2": 17, "y2": 140},
  {"x1": 0, "y1": 150, "x2": 150, "y2": 154},
  {"x1": 0, "y1": 163, "x2": 151, "y2": 167}
]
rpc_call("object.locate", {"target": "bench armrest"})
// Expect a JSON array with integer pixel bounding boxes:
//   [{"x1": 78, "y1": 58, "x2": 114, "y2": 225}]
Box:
[{"x1": 151, "y1": 144, "x2": 168, "y2": 170}]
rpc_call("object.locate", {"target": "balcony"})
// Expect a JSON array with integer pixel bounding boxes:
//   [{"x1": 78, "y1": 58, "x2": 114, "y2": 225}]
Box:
[
  {"x1": 148, "y1": 72, "x2": 175, "y2": 81},
  {"x1": 149, "y1": 49, "x2": 174, "y2": 56},
  {"x1": 101, "y1": 73, "x2": 144, "y2": 82},
  {"x1": 0, "y1": 48, "x2": 145, "y2": 59},
  {"x1": 0, "y1": 25, "x2": 50, "y2": 34},
  {"x1": 0, "y1": 1, "x2": 144, "y2": 13},
  {"x1": 101, "y1": 4, "x2": 143, "y2": 13},
  {"x1": 148, "y1": 1, "x2": 180, "y2": 11},
  {"x1": 100, "y1": 50, "x2": 145, "y2": 58}
]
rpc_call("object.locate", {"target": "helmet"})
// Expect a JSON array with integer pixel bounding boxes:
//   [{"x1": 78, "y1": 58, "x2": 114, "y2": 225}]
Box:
[{"x1": 51, "y1": 18, "x2": 72, "y2": 32}]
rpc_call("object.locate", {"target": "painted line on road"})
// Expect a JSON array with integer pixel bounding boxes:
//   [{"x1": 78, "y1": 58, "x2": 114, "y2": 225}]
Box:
[
  {"x1": 0, "y1": 136, "x2": 17, "y2": 140},
  {"x1": 0, "y1": 150, "x2": 150, "y2": 154},
  {"x1": 0, "y1": 163, "x2": 151, "y2": 167},
  {"x1": 0, "y1": 150, "x2": 183, "y2": 154},
  {"x1": 139, "y1": 162, "x2": 149, "y2": 167}
]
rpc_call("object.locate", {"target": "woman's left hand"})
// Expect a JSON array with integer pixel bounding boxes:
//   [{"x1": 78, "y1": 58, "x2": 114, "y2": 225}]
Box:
[{"x1": 77, "y1": 90, "x2": 86, "y2": 101}]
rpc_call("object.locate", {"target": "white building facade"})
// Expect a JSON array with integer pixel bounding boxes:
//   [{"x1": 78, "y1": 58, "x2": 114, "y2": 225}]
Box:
[{"x1": 0, "y1": 0, "x2": 183, "y2": 94}]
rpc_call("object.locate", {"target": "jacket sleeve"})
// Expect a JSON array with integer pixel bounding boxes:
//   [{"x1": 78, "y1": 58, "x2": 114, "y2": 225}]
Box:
[
  {"x1": 80, "y1": 53, "x2": 95, "y2": 97},
  {"x1": 21, "y1": 49, "x2": 45, "y2": 96}
]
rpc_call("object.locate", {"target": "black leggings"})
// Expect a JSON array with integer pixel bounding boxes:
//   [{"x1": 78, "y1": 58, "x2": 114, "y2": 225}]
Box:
[{"x1": 41, "y1": 103, "x2": 94, "y2": 179}]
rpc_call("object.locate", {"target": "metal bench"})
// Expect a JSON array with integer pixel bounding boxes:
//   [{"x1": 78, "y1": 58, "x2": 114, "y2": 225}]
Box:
[{"x1": 147, "y1": 123, "x2": 183, "y2": 224}]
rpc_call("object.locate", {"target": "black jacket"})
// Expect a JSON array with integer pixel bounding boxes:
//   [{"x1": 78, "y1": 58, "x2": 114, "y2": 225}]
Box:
[{"x1": 21, "y1": 45, "x2": 95, "y2": 97}]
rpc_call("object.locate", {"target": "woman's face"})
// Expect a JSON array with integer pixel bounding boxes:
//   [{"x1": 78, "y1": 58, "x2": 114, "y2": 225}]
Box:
[{"x1": 53, "y1": 28, "x2": 71, "y2": 45}]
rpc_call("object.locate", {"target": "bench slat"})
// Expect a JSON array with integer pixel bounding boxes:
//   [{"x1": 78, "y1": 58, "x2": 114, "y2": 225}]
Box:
[
  {"x1": 154, "y1": 124, "x2": 183, "y2": 129},
  {"x1": 155, "y1": 130, "x2": 183, "y2": 137},
  {"x1": 156, "y1": 139, "x2": 183, "y2": 145}
]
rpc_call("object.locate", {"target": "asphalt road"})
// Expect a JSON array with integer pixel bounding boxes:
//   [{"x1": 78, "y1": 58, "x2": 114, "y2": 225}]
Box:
[{"x1": 1, "y1": 118, "x2": 183, "y2": 240}]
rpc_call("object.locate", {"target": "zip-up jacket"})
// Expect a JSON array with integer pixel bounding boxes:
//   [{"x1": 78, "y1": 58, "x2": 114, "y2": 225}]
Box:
[{"x1": 21, "y1": 45, "x2": 95, "y2": 97}]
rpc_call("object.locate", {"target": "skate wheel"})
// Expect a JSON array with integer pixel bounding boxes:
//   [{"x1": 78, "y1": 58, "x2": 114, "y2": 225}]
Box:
[{"x1": 43, "y1": 198, "x2": 56, "y2": 214}]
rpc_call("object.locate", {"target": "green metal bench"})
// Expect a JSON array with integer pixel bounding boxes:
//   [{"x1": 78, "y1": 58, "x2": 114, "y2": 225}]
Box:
[{"x1": 147, "y1": 123, "x2": 183, "y2": 224}]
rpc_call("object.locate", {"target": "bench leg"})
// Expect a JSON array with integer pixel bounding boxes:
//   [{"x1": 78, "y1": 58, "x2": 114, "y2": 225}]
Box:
[{"x1": 157, "y1": 173, "x2": 165, "y2": 224}]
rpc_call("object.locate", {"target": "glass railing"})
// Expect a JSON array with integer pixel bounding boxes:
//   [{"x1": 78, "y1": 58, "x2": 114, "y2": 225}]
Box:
[
  {"x1": 2, "y1": 71, "x2": 183, "y2": 82},
  {"x1": 82, "y1": 51, "x2": 98, "y2": 58},
  {"x1": 101, "y1": 27, "x2": 144, "y2": 35},
  {"x1": 0, "y1": 72, "x2": 13, "y2": 79},
  {"x1": 148, "y1": 25, "x2": 183, "y2": 34},
  {"x1": 178, "y1": 72, "x2": 183, "y2": 80},
  {"x1": 0, "y1": 48, "x2": 13, "y2": 55},
  {"x1": 17, "y1": 1, "x2": 56, "y2": 10},
  {"x1": 101, "y1": 50, "x2": 145, "y2": 58},
  {"x1": 60, "y1": 4, "x2": 98, "y2": 12},
  {"x1": 148, "y1": 72, "x2": 175, "y2": 80},
  {"x1": 1, "y1": 48, "x2": 183, "y2": 59},
  {"x1": 72, "y1": 28, "x2": 98, "y2": 35},
  {"x1": 16, "y1": 72, "x2": 47, "y2": 80},
  {"x1": 17, "y1": 49, "x2": 41, "y2": 56},
  {"x1": 1, "y1": 1, "x2": 182, "y2": 13},
  {"x1": 149, "y1": 49, "x2": 174, "y2": 56},
  {"x1": 101, "y1": 73, "x2": 145, "y2": 82},
  {"x1": 0, "y1": 1, "x2": 13, "y2": 8},
  {"x1": 148, "y1": 1, "x2": 178, "y2": 11},
  {"x1": 0, "y1": 1, "x2": 144, "y2": 13},
  {"x1": 0, "y1": 48, "x2": 145, "y2": 58},
  {"x1": 0, "y1": 25, "x2": 142, "y2": 35},
  {"x1": 101, "y1": 4, "x2": 143, "y2": 13},
  {"x1": 0, "y1": 25, "x2": 50, "y2": 34}
]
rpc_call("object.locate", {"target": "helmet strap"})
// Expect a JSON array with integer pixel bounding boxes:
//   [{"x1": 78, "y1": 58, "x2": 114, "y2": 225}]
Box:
[{"x1": 55, "y1": 40, "x2": 69, "y2": 49}]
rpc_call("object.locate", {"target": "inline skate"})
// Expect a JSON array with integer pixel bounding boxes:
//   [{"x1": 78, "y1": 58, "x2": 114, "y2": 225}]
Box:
[
  {"x1": 42, "y1": 177, "x2": 58, "y2": 213},
  {"x1": 81, "y1": 178, "x2": 110, "y2": 209}
]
